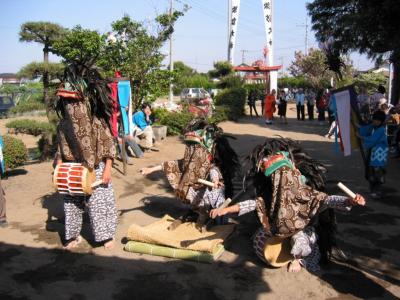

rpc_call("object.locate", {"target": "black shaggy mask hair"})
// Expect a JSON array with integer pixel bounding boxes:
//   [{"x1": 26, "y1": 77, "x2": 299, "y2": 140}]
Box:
[
  {"x1": 184, "y1": 118, "x2": 241, "y2": 198},
  {"x1": 247, "y1": 137, "x2": 327, "y2": 194},
  {"x1": 55, "y1": 63, "x2": 113, "y2": 127}
]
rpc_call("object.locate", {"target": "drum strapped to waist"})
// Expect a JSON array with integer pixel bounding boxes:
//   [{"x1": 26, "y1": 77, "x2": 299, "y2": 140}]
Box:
[{"x1": 53, "y1": 163, "x2": 101, "y2": 196}]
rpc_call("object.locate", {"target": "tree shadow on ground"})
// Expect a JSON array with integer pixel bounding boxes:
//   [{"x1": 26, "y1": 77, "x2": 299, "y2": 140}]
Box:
[
  {"x1": 4, "y1": 168, "x2": 28, "y2": 178},
  {"x1": 319, "y1": 261, "x2": 399, "y2": 299},
  {"x1": 40, "y1": 192, "x2": 99, "y2": 247},
  {"x1": 0, "y1": 242, "x2": 271, "y2": 300}
]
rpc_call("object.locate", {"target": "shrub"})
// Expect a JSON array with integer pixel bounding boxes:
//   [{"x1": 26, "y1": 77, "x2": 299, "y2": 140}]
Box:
[
  {"x1": 209, "y1": 105, "x2": 229, "y2": 124},
  {"x1": 3, "y1": 135, "x2": 28, "y2": 170},
  {"x1": 153, "y1": 108, "x2": 194, "y2": 136},
  {"x1": 215, "y1": 87, "x2": 247, "y2": 121},
  {"x1": 217, "y1": 74, "x2": 244, "y2": 89},
  {"x1": 6, "y1": 119, "x2": 56, "y2": 136},
  {"x1": 9, "y1": 100, "x2": 46, "y2": 114}
]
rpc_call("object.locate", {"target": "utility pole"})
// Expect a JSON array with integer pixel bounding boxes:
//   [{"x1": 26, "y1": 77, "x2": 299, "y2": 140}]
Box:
[
  {"x1": 169, "y1": 0, "x2": 174, "y2": 106},
  {"x1": 240, "y1": 49, "x2": 249, "y2": 64},
  {"x1": 278, "y1": 56, "x2": 284, "y2": 75},
  {"x1": 297, "y1": 18, "x2": 309, "y2": 55}
]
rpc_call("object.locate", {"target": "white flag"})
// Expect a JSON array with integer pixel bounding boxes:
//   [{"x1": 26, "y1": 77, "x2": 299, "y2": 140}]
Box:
[
  {"x1": 228, "y1": 0, "x2": 241, "y2": 64},
  {"x1": 261, "y1": 0, "x2": 273, "y2": 66}
]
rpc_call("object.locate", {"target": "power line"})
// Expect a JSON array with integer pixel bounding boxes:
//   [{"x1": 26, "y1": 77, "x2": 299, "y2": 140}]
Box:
[
  {"x1": 296, "y1": 18, "x2": 309, "y2": 55},
  {"x1": 182, "y1": 0, "x2": 264, "y2": 35}
]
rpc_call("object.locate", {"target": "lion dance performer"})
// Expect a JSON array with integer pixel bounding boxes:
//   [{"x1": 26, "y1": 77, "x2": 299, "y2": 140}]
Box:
[
  {"x1": 141, "y1": 119, "x2": 240, "y2": 228},
  {"x1": 55, "y1": 64, "x2": 117, "y2": 250},
  {"x1": 211, "y1": 138, "x2": 365, "y2": 272}
]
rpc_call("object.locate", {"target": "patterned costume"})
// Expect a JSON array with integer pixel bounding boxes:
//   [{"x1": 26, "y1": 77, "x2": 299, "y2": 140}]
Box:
[
  {"x1": 160, "y1": 121, "x2": 239, "y2": 216},
  {"x1": 241, "y1": 139, "x2": 344, "y2": 270},
  {"x1": 56, "y1": 65, "x2": 117, "y2": 245},
  {"x1": 359, "y1": 122, "x2": 388, "y2": 195},
  {"x1": 239, "y1": 194, "x2": 352, "y2": 272}
]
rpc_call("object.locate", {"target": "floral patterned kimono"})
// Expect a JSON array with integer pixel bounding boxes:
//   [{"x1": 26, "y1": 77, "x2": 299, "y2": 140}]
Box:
[{"x1": 56, "y1": 94, "x2": 117, "y2": 244}]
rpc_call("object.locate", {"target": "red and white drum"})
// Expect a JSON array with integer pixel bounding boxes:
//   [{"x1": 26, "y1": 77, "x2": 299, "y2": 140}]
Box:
[{"x1": 53, "y1": 163, "x2": 97, "y2": 195}]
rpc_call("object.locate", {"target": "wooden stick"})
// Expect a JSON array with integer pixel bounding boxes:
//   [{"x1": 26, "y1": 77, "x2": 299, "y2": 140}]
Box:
[
  {"x1": 337, "y1": 182, "x2": 356, "y2": 199},
  {"x1": 91, "y1": 180, "x2": 103, "y2": 188},
  {"x1": 218, "y1": 198, "x2": 232, "y2": 209},
  {"x1": 197, "y1": 178, "x2": 215, "y2": 188}
]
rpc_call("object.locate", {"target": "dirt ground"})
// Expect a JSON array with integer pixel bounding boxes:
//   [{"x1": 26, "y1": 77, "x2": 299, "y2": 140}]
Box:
[{"x1": 1, "y1": 103, "x2": 399, "y2": 300}]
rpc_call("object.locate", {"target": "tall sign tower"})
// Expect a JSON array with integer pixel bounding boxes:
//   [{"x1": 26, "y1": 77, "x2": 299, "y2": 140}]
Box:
[
  {"x1": 228, "y1": 0, "x2": 277, "y2": 92},
  {"x1": 227, "y1": 0, "x2": 241, "y2": 65}
]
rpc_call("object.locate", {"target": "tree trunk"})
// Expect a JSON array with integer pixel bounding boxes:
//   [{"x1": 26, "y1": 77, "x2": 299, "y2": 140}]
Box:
[
  {"x1": 43, "y1": 47, "x2": 50, "y2": 118},
  {"x1": 390, "y1": 52, "x2": 400, "y2": 106}
]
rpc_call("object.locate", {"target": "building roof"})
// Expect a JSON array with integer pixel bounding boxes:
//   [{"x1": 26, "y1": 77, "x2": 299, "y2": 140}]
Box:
[
  {"x1": 0, "y1": 73, "x2": 17, "y2": 79},
  {"x1": 234, "y1": 65, "x2": 282, "y2": 72}
]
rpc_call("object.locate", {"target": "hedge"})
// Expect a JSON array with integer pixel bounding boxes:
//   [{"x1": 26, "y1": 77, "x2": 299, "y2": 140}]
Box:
[
  {"x1": 6, "y1": 119, "x2": 56, "y2": 136},
  {"x1": 3, "y1": 135, "x2": 28, "y2": 170},
  {"x1": 9, "y1": 101, "x2": 46, "y2": 114},
  {"x1": 153, "y1": 108, "x2": 195, "y2": 136},
  {"x1": 214, "y1": 87, "x2": 247, "y2": 121}
]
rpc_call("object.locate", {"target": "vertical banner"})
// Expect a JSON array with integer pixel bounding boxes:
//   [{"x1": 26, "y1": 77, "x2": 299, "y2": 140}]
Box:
[
  {"x1": 261, "y1": 0, "x2": 277, "y2": 92},
  {"x1": 333, "y1": 90, "x2": 352, "y2": 156},
  {"x1": 228, "y1": 0, "x2": 241, "y2": 65},
  {"x1": 261, "y1": 0, "x2": 273, "y2": 67}
]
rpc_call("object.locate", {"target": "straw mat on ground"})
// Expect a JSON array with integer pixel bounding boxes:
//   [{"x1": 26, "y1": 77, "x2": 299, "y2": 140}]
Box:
[{"x1": 126, "y1": 214, "x2": 235, "y2": 253}]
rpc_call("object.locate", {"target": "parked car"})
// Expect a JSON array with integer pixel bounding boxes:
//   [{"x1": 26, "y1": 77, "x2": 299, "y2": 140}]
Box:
[
  {"x1": 0, "y1": 96, "x2": 15, "y2": 115},
  {"x1": 180, "y1": 88, "x2": 210, "y2": 101},
  {"x1": 181, "y1": 88, "x2": 213, "y2": 118}
]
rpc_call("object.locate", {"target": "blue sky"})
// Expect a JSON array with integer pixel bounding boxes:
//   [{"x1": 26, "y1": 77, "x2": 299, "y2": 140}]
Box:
[{"x1": 0, "y1": 0, "x2": 373, "y2": 74}]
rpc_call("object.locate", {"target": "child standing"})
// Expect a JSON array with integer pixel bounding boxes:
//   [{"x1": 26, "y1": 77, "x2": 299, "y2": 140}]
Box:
[{"x1": 358, "y1": 110, "x2": 389, "y2": 199}]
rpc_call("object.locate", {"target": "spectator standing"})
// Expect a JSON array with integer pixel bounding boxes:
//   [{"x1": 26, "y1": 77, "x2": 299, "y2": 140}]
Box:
[
  {"x1": 0, "y1": 135, "x2": 6, "y2": 228},
  {"x1": 306, "y1": 89, "x2": 316, "y2": 120},
  {"x1": 370, "y1": 85, "x2": 386, "y2": 113},
  {"x1": 133, "y1": 103, "x2": 157, "y2": 150},
  {"x1": 260, "y1": 90, "x2": 265, "y2": 116},
  {"x1": 247, "y1": 89, "x2": 259, "y2": 117},
  {"x1": 264, "y1": 89, "x2": 276, "y2": 125},
  {"x1": 295, "y1": 88, "x2": 305, "y2": 121},
  {"x1": 277, "y1": 90, "x2": 288, "y2": 124},
  {"x1": 317, "y1": 89, "x2": 328, "y2": 124}
]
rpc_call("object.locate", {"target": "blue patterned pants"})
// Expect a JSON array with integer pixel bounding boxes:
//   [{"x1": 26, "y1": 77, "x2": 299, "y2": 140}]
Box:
[{"x1": 64, "y1": 162, "x2": 117, "y2": 243}]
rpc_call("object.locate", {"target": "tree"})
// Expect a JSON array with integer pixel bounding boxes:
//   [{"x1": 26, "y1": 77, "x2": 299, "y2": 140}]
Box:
[
  {"x1": 354, "y1": 72, "x2": 388, "y2": 94},
  {"x1": 17, "y1": 61, "x2": 64, "y2": 81},
  {"x1": 288, "y1": 48, "x2": 353, "y2": 90},
  {"x1": 307, "y1": 0, "x2": 400, "y2": 105},
  {"x1": 173, "y1": 61, "x2": 197, "y2": 94},
  {"x1": 208, "y1": 61, "x2": 233, "y2": 79},
  {"x1": 19, "y1": 22, "x2": 67, "y2": 116},
  {"x1": 217, "y1": 74, "x2": 243, "y2": 89},
  {"x1": 174, "y1": 61, "x2": 196, "y2": 77},
  {"x1": 99, "y1": 13, "x2": 183, "y2": 108},
  {"x1": 278, "y1": 76, "x2": 312, "y2": 89},
  {"x1": 52, "y1": 26, "x2": 105, "y2": 67}
]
